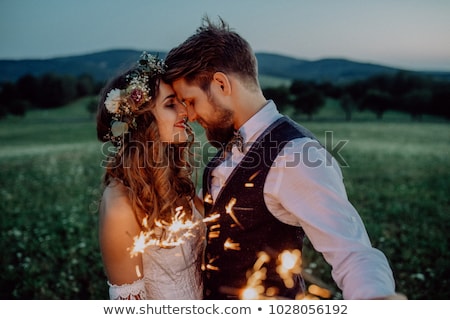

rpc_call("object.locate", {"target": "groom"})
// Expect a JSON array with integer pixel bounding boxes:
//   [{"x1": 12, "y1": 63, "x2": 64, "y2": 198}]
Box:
[{"x1": 163, "y1": 16, "x2": 405, "y2": 300}]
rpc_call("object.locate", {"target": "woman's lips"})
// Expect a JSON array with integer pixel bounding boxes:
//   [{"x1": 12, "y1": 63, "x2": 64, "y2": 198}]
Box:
[{"x1": 174, "y1": 121, "x2": 186, "y2": 128}]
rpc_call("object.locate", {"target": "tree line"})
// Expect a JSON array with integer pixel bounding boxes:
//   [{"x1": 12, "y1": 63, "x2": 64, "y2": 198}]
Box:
[
  {"x1": 263, "y1": 71, "x2": 450, "y2": 121},
  {"x1": 0, "y1": 73, "x2": 103, "y2": 118},
  {"x1": 1, "y1": 70, "x2": 449, "y2": 120}
]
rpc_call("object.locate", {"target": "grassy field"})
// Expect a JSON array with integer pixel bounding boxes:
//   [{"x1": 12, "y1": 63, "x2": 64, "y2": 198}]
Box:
[{"x1": 0, "y1": 97, "x2": 449, "y2": 299}]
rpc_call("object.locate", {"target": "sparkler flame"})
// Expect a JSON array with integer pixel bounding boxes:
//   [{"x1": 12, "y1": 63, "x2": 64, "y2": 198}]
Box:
[
  {"x1": 308, "y1": 284, "x2": 332, "y2": 299},
  {"x1": 254, "y1": 251, "x2": 270, "y2": 270},
  {"x1": 203, "y1": 213, "x2": 220, "y2": 223},
  {"x1": 206, "y1": 256, "x2": 220, "y2": 271},
  {"x1": 277, "y1": 249, "x2": 302, "y2": 288},
  {"x1": 204, "y1": 193, "x2": 213, "y2": 204},
  {"x1": 241, "y1": 287, "x2": 259, "y2": 300},
  {"x1": 225, "y1": 197, "x2": 244, "y2": 229},
  {"x1": 224, "y1": 237, "x2": 241, "y2": 251},
  {"x1": 240, "y1": 250, "x2": 308, "y2": 299},
  {"x1": 240, "y1": 251, "x2": 270, "y2": 300},
  {"x1": 129, "y1": 206, "x2": 200, "y2": 256},
  {"x1": 248, "y1": 170, "x2": 261, "y2": 181}
]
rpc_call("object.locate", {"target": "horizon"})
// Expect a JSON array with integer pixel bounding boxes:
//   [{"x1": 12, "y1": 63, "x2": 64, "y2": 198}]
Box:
[
  {"x1": 1, "y1": 1, "x2": 450, "y2": 72},
  {"x1": 2, "y1": 47, "x2": 449, "y2": 75}
]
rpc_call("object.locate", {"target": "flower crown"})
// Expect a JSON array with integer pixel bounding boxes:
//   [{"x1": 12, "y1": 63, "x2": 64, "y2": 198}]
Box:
[{"x1": 103, "y1": 52, "x2": 166, "y2": 148}]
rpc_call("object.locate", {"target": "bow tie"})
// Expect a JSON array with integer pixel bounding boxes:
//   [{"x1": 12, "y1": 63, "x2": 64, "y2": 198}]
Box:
[{"x1": 224, "y1": 130, "x2": 244, "y2": 154}]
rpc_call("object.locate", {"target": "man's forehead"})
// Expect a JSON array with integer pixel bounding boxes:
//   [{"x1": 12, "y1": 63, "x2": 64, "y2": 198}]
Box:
[{"x1": 172, "y1": 79, "x2": 199, "y2": 99}]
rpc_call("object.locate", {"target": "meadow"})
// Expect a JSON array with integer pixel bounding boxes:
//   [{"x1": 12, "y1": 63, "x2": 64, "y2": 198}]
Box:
[{"x1": 0, "y1": 97, "x2": 448, "y2": 299}]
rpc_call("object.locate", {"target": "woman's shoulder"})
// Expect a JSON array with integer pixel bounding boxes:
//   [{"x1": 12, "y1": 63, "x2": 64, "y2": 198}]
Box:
[
  {"x1": 102, "y1": 180, "x2": 128, "y2": 201},
  {"x1": 100, "y1": 181, "x2": 134, "y2": 222}
]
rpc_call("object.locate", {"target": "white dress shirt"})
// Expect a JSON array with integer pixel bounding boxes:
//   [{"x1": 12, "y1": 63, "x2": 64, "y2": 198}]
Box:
[{"x1": 209, "y1": 100, "x2": 396, "y2": 299}]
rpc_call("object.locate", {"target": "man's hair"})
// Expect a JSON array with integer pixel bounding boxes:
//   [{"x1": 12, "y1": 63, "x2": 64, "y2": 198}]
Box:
[{"x1": 164, "y1": 16, "x2": 259, "y2": 92}]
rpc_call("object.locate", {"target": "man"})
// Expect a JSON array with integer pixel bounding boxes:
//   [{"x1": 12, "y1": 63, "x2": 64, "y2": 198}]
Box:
[{"x1": 164, "y1": 17, "x2": 405, "y2": 300}]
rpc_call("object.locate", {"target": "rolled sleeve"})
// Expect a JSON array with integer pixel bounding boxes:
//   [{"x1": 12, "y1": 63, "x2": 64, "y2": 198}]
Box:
[{"x1": 264, "y1": 138, "x2": 396, "y2": 299}]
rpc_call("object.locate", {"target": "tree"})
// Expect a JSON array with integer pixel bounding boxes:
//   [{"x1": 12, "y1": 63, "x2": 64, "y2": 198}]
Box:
[
  {"x1": 262, "y1": 86, "x2": 290, "y2": 111},
  {"x1": 8, "y1": 99, "x2": 29, "y2": 117},
  {"x1": 0, "y1": 82, "x2": 18, "y2": 105},
  {"x1": 339, "y1": 93, "x2": 356, "y2": 121},
  {"x1": 290, "y1": 80, "x2": 324, "y2": 120},
  {"x1": 360, "y1": 89, "x2": 392, "y2": 120},
  {"x1": 343, "y1": 80, "x2": 367, "y2": 106},
  {"x1": 402, "y1": 89, "x2": 432, "y2": 120},
  {"x1": 76, "y1": 73, "x2": 96, "y2": 97},
  {"x1": 38, "y1": 73, "x2": 77, "y2": 108},
  {"x1": 86, "y1": 97, "x2": 98, "y2": 118},
  {"x1": 16, "y1": 74, "x2": 40, "y2": 108},
  {"x1": 430, "y1": 82, "x2": 450, "y2": 119}
]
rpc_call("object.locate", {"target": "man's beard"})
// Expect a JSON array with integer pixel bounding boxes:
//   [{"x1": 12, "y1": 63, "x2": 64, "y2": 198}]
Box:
[
  {"x1": 205, "y1": 123, "x2": 234, "y2": 149},
  {"x1": 199, "y1": 98, "x2": 235, "y2": 149}
]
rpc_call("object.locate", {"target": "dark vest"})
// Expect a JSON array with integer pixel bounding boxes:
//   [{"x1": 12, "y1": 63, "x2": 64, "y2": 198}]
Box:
[{"x1": 202, "y1": 116, "x2": 319, "y2": 299}]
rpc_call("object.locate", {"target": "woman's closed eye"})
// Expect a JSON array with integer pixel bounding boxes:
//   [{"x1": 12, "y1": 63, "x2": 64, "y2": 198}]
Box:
[{"x1": 164, "y1": 98, "x2": 177, "y2": 109}]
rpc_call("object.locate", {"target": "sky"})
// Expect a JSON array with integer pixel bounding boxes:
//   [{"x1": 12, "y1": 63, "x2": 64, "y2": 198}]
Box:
[{"x1": 1, "y1": 0, "x2": 450, "y2": 72}]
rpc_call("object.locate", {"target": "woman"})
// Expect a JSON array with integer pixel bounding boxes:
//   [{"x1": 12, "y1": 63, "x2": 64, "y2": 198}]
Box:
[{"x1": 96, "y1": 52, "x2": 205, "y2": 300}]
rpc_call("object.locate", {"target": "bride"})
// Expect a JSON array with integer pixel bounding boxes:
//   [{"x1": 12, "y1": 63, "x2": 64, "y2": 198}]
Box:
[{"x1": 96, "y1": 52, "x2": 205, "y2": 299}]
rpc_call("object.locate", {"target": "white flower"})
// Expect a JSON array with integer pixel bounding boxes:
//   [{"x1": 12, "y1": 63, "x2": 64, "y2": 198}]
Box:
[{"x1": 104, "y1": 89, "x2": 122, "y2": 113}]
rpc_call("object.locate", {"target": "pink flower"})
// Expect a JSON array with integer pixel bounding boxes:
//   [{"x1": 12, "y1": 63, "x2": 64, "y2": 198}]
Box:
[{"x1": 130, "y1": 88, "x2": 143, "y2": 104}]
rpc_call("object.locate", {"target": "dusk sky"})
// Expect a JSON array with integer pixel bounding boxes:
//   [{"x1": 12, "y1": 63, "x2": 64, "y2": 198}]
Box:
[{"x1": 1, "y1": 0, "x2": 449, "y2": 71}]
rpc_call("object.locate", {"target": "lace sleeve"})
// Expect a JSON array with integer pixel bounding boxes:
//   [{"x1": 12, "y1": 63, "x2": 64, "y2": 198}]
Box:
[{"x1": 108, "y1": 278, "x2": 147, "y2": 300}]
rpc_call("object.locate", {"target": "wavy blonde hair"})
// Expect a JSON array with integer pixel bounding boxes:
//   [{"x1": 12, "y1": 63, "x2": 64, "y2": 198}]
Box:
[{"x1": 97, "y1": 66, "x2": 195, "y2": 230}]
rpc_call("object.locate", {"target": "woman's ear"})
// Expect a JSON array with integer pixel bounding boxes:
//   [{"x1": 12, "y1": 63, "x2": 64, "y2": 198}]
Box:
[{"x1": 212, "y1": 72, "x2": 232, "y2": 96}]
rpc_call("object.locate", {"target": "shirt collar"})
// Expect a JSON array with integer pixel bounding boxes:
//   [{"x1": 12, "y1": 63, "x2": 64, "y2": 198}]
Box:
[{"x1": 238, "y1": 100, "x2": 283, "y2": 144}]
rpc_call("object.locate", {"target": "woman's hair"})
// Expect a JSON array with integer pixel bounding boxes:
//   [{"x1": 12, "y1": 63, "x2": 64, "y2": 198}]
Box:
[
  {"x1": 96, "y1": 59, "x2": 195, "y2": 230},
  {"x1": 163, "y1": 16, "x2": 260, "y2": 93}
]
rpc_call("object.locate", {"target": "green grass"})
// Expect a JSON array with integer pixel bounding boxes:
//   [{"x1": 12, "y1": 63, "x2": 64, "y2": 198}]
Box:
[
  {"x1": 0, "y1": 98, "x2": 107, "y2": 299},
  {"x1": 0, "y1": 98, "x2": 449, "y2": 299},
  {"x1": 300, "y1": 120, "x2": 450, "y2": 299}
]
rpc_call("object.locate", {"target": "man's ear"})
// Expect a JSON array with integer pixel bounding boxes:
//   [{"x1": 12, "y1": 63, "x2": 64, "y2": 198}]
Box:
[{"x1": 212, "y1": 72, "x2": 232, "y2": 95}]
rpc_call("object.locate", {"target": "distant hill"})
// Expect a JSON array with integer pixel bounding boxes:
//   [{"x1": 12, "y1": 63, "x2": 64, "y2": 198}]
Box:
[
  {"x1": 1, "y1": 49, "x2": 449, "y2": 84},
  {"x1": 256, "y1": 53, "x2": 400, "y2": 83},
  {"x1": 0, "y1": 49, "x2": 151, "y2": 83}
]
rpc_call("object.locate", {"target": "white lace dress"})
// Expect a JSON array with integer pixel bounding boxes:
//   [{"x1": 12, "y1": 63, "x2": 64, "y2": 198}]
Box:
[{"x1": 108, "y1": 207, "x2": 206, "y2": 300}]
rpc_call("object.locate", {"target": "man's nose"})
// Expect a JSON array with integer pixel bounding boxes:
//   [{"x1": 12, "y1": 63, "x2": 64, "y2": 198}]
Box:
[
  {"x1": 176, "y1": 103, "x2": 188, "y2": 118},
  {"x1": 185, "y1": 106, "x2": 197, "y2": 122}
]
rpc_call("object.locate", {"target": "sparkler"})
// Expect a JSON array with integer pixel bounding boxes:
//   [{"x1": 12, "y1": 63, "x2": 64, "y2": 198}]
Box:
[
  {"x1": 204, "y1": 193, "x2": 213, "y2": 204},
  {"x1": 224, "y1": 237, "x2": 241, "y2": 251},
  {"x1": 203, "y1": 213, "x2": 220, "y2": 223},
  {"x1": 129, "y1": 207, "x2": 224, "y2": 257},
  {"x1": 129, "y1": 206, "x2": 201, "y2": 256},
  {"x1": 276, "y1": 249, "x2": 302, "y2": 289},
  {"x1": 240, "y1": 249, "x2": 330, "y2": 300},
  {"x1": 307, "y1": 284, "x2": 332, "y2": 299},
  {"x1": 240, "y1": 251, "x2": 270, "y2": 300},
  {"x1": 225, "y1": 197, "x2": 244, "y2": 229},
  {"x1": 205, "y1": 256, "x2": 220, "y2": 271},
  {"x1": 207, "y1": 224, "x2": 221, "y2": 240},
  {"x1": 128, "y1": 193, "x2": 332, "y2": 300},
  {"x1": 244, "y1": 170, "x2": 260, "y2": 188},
  {"x1": 204, "y1": 212, "x2": 221, "y2": 241}
]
